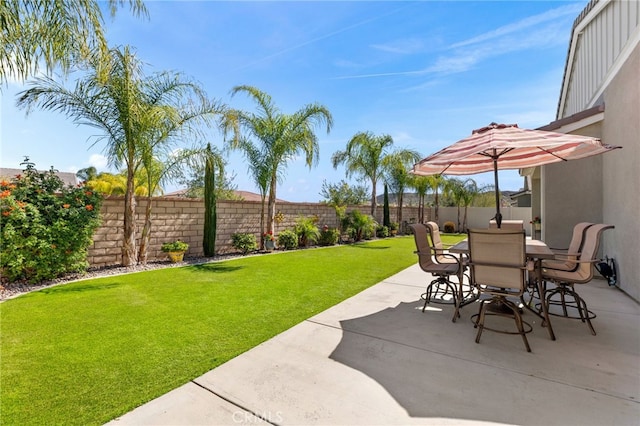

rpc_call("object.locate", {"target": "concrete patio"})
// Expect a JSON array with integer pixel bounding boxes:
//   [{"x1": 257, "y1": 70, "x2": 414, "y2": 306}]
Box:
[{"x1": 108, "y1": 264, "x2": 640, "y2": 425}]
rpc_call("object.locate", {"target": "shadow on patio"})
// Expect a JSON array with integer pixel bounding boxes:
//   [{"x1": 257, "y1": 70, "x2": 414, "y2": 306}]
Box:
[{"x1": 110, "y1": 264, "x2": 640, "y2": 425}]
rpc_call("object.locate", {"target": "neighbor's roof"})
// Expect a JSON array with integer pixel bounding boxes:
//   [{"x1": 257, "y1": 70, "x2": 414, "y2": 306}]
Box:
[{"x1": 0, "y1": 168, "x2": 78, "y2": 187}]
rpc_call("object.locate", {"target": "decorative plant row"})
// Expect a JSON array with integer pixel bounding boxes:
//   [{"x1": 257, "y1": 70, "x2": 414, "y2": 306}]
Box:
[{"x1": 231, "y1": 212, "x2": 398, "y2": 255}]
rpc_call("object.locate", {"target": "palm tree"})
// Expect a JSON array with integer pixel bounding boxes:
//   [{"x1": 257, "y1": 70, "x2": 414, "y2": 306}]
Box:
[
  {"x1": 226, "y1": 85, "x2": 333, "y2": 237},
  {"x1": 448, "y1": 178, "x2": 467, "y2": 232},
  {"x1": 382, "y1": 149, "x2": 421, "y2": 232},
  {"x1": 232, "y1": 137, "x2": 271, "y2": 250},
  {"x1": 331, "y1": 131, "x2": 394, "y2": 218},
  {"x1": 427, "y1": 174, "x2": 447, "y2": 223},
  {"x1": 1, "y1": 0, "x2": 147, "y2": 86},
  {"x1": 76, "y1": 166, "x2": 97, "y2": 183},
  {"x1": 17, "y1": 46, "x2": 224, "y2": 266},
  {"x1": 408, "y1": 174, "x2": 431, "y2": 224}
]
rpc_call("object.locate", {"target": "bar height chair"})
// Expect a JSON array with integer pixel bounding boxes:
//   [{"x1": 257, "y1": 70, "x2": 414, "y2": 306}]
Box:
[
  {"x1": 542, "y1": 223, "x2": 615, "y2": 335},
  {"x1": 468, "y1": 228, "x2": 534, "y2": 352},
  {"x1": 409, "y1": 223, "x2": 464, "y2": 322}
]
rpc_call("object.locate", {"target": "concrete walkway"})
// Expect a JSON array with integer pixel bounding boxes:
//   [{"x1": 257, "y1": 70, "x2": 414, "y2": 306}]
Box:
[{"x1": 108, "y1": 265, "x2": 640, "y2": 425}]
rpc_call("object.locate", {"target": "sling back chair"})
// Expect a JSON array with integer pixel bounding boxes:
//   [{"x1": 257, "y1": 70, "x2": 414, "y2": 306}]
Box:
[
  {"x1": 542, "y1": 222, "x2": 595, "y2": 272},
  {"x1": 410, "y1": 223, "x2": 464, "y2": 322},
  {"x1": 468, "y1": 228, "x2": 534, "y2": 352},
  {"x1": 542, "y1": 223, "x2": 615, "y2": 335}
]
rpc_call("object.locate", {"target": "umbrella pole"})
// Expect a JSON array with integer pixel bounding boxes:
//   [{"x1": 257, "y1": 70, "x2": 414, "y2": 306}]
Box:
[{"x1": 493, "y1": 153, "x2": 502, "y2": 228}]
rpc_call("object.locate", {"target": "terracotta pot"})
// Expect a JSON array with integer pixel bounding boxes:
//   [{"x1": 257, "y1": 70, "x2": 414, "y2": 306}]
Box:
[{"x1": 168, "y1": 251, "x2": 185, "y2": 263}]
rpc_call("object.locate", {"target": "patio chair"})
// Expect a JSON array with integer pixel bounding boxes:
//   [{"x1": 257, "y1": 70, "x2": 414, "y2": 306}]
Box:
[
  {"x1": 467, "y1": 228, "x2": 533, "y2": 352},
  {"x1": 542, "y1": 222, "x2": 594, "y2": 272},
  {"x1": 542, "y1": 223, "x2": 615, "y2": 335},
  {"x1": 409, "y1": 223, "x2": 463, "y2": 322},
  {"x1": 425, "y1": 221, "x2": 473, "y2": 302}
]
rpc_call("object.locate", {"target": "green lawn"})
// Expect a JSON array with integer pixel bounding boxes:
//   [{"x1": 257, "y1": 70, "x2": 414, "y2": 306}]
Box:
[{"x1": 0, "y1": 234, "x2": 465, "y2": 425}]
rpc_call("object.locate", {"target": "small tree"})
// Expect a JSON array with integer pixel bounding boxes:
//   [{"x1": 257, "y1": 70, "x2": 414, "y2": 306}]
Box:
[
  {"x1": 203, "y1": 144, "x2": 217, "y2": 257},
  {"x1": 319, "y1": 179, "x2": 368, "y2": 226},
  {"x1": 383, "y1": 183, "x2": 390, "y2": 228}
]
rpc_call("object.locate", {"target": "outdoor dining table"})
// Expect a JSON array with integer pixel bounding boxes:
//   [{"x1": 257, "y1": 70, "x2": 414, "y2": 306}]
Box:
[{"x1": 449, "y1": 238, "x2": 557, "y2": 340}]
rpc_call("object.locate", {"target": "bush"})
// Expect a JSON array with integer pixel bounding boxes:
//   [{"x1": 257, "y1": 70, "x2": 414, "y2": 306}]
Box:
[
  {"x1": 276, "y1": 229, "x2": 298, "y2": 250},
  {"x1": 161, "y1": 240, "x2": 189, "y2": 252},
  {"x1": 376, "y1": 225, "x2": 389, "y2": 238},
  {"x1": 342, "y1": 210, "x2": 377, "y2": 242},
  {"x1": 293, "y1": 216, "x2": 320, "y2": 247},
  {"x1": 443, "y1": 221, "x2": 456, "y2": 233},
  {"x1": 0, "y1": 159, "x2": 103, "y2": 283},
  {"x1": 318, "y1": 226, "x2": 340, "y2": 246},
  {"x1": 389, "y1": 222, "x2": 399, "y2": 235},
  {"x1": 231, "y1": 233, "x2": 257, "y2": 255}
]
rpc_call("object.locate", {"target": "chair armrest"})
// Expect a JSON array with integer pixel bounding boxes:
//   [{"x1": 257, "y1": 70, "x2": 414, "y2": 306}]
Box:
[
  {"x1": 542, "y1": 258, "x2": 600, "y2": 272},
  {"x1": 552, "y1": 252, "x2": 580, "y2": 260}
]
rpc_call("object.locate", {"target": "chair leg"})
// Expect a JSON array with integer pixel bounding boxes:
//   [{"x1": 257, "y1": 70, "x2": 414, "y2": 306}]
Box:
[
  {"x1": 475, "y1": 301, "x2": 487, "y2": 344},
  {"x1": 450, "y1": 290, "x2": 460, "y2": 323},
  {"x1": 545, "y1": 284, "x2": 597, "y2": 336},
  {"x1": 513, "y1": 307, "x2": 532, "y2": 352},
  {"x1": 574, "y1": 290, "x2": 597, "y2": 336}
]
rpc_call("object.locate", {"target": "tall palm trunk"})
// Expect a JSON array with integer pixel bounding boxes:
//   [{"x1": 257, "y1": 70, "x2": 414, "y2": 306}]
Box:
[
  {"x1": 267, "y1": 174, "x2": 278, "y2": 235},
  {"x1": 122, "y1": 170, "x2": 137, "y2": 266},
  {"x1": 259, "y1": 195, "x2": 267, "y2": 250},
  {"x1": 370, "y1": 178, "x2": 377, "y2": 218},
  {"x1": 396, "y1": 192, "x2": 403, "y2": 234},
  {"x1": 137, "y1": 196, "x2": 153, "y2": 264}
]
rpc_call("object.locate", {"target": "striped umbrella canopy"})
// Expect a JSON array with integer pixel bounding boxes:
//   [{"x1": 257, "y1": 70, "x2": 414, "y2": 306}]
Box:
[{"x1": 412, "y1": 122, "x2": 621, "y2": 227}]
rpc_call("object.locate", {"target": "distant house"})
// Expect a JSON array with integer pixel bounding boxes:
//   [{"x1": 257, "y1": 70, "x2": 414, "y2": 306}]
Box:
[
  {"x1": 0, "y1": 167, "x2": 78, "y2": 187},
  {"x1": 529, "y1": 0, "x2": 639, "y2": 300}
]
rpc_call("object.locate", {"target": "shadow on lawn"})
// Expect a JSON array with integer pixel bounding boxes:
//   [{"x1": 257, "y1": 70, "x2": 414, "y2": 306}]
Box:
[
  {"x1": 349, "y1": 244, "x2": 391, "y2": 250},
  {"x1": 188, "y1": 263, "x2": 245, "y2": 274},
  {"x1": 38, "y1": 282, "x2": 121, "y2": 296}
]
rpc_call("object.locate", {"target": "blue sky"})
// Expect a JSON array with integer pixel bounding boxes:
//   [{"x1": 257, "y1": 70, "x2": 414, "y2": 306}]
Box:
[{"x1": 1, "y1": 0, "x2": 587, "y2": 202}]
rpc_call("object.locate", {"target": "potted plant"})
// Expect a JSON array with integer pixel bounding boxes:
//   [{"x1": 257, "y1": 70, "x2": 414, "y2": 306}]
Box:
[
  {"x1": 263, "y1": 231, "x2": 276, "y2": 251},
  {"x1": 161, "y1": 240, "x2": 189, "y2": 263},
  {"x1": 530, "y1": 216, "x2": 542, "y2": 231}
]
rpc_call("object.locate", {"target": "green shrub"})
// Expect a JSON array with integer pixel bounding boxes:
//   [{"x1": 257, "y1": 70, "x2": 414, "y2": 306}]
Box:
[
  {"x1": 376, "y1": 225, "x2": 389, "y2": 238},
  {"x1": 231, "y1": 233, "x2": 257, "y2": 255},
  {"x1": 293, "y1": 216, "x2": 320, "y2": 247},
  {"x1": 318, "y1": 226, "x2": 340, "y2": 246},
  {"x1": 0, "y1": 159, "x2": 103, "y2": 283},
  {"x1": 161, "y1": 240, "x2": 189, "y2": 252},
  {"x1": 342, "y1": 210, "x2": 377, "y2": 242},
  {"x1": 443, "y1": 221, "x2": 456, "y2": 233},
  {"x1": 276, "y1": 229, "x2": 298, "y2": 250}
]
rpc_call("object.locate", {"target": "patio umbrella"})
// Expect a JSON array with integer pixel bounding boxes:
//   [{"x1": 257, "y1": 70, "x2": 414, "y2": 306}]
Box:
[{"x1": 412, "y1": 123, "x2": 621, "y2": 227}]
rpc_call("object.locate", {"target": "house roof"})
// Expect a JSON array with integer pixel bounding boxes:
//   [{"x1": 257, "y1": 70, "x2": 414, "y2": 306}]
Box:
[{"x1": 0, "y1": 167, "x2": 78, "y2": 187}]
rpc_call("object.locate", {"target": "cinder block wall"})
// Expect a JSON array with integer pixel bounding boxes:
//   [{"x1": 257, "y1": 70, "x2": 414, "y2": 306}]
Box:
[{"x1": 88, "y1": 196, "x2": 421, "y2": 268}]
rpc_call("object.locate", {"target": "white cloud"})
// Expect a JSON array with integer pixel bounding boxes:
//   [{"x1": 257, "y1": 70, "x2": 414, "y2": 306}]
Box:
[
  {"x1": 88, "y1": 154, "x2": 108, "y2": 170},
  {"x1": 449, "y1": 4, "x2": 581, "y2": 49},
  {"x1": 334, "y1": 3, "x2": 579, "y2": 80},
  {"x1": 371, "y1": 38, "x2": 424, "y2": 55}
]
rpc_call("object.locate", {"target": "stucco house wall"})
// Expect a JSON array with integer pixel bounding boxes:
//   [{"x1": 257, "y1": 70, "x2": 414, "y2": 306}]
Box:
[
  {"x1": 601, "y1": 44, "x2": 640, "y2": 300},
  {"x1": 542, "y1": 33, "x2": 639, "y2": 300}
]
